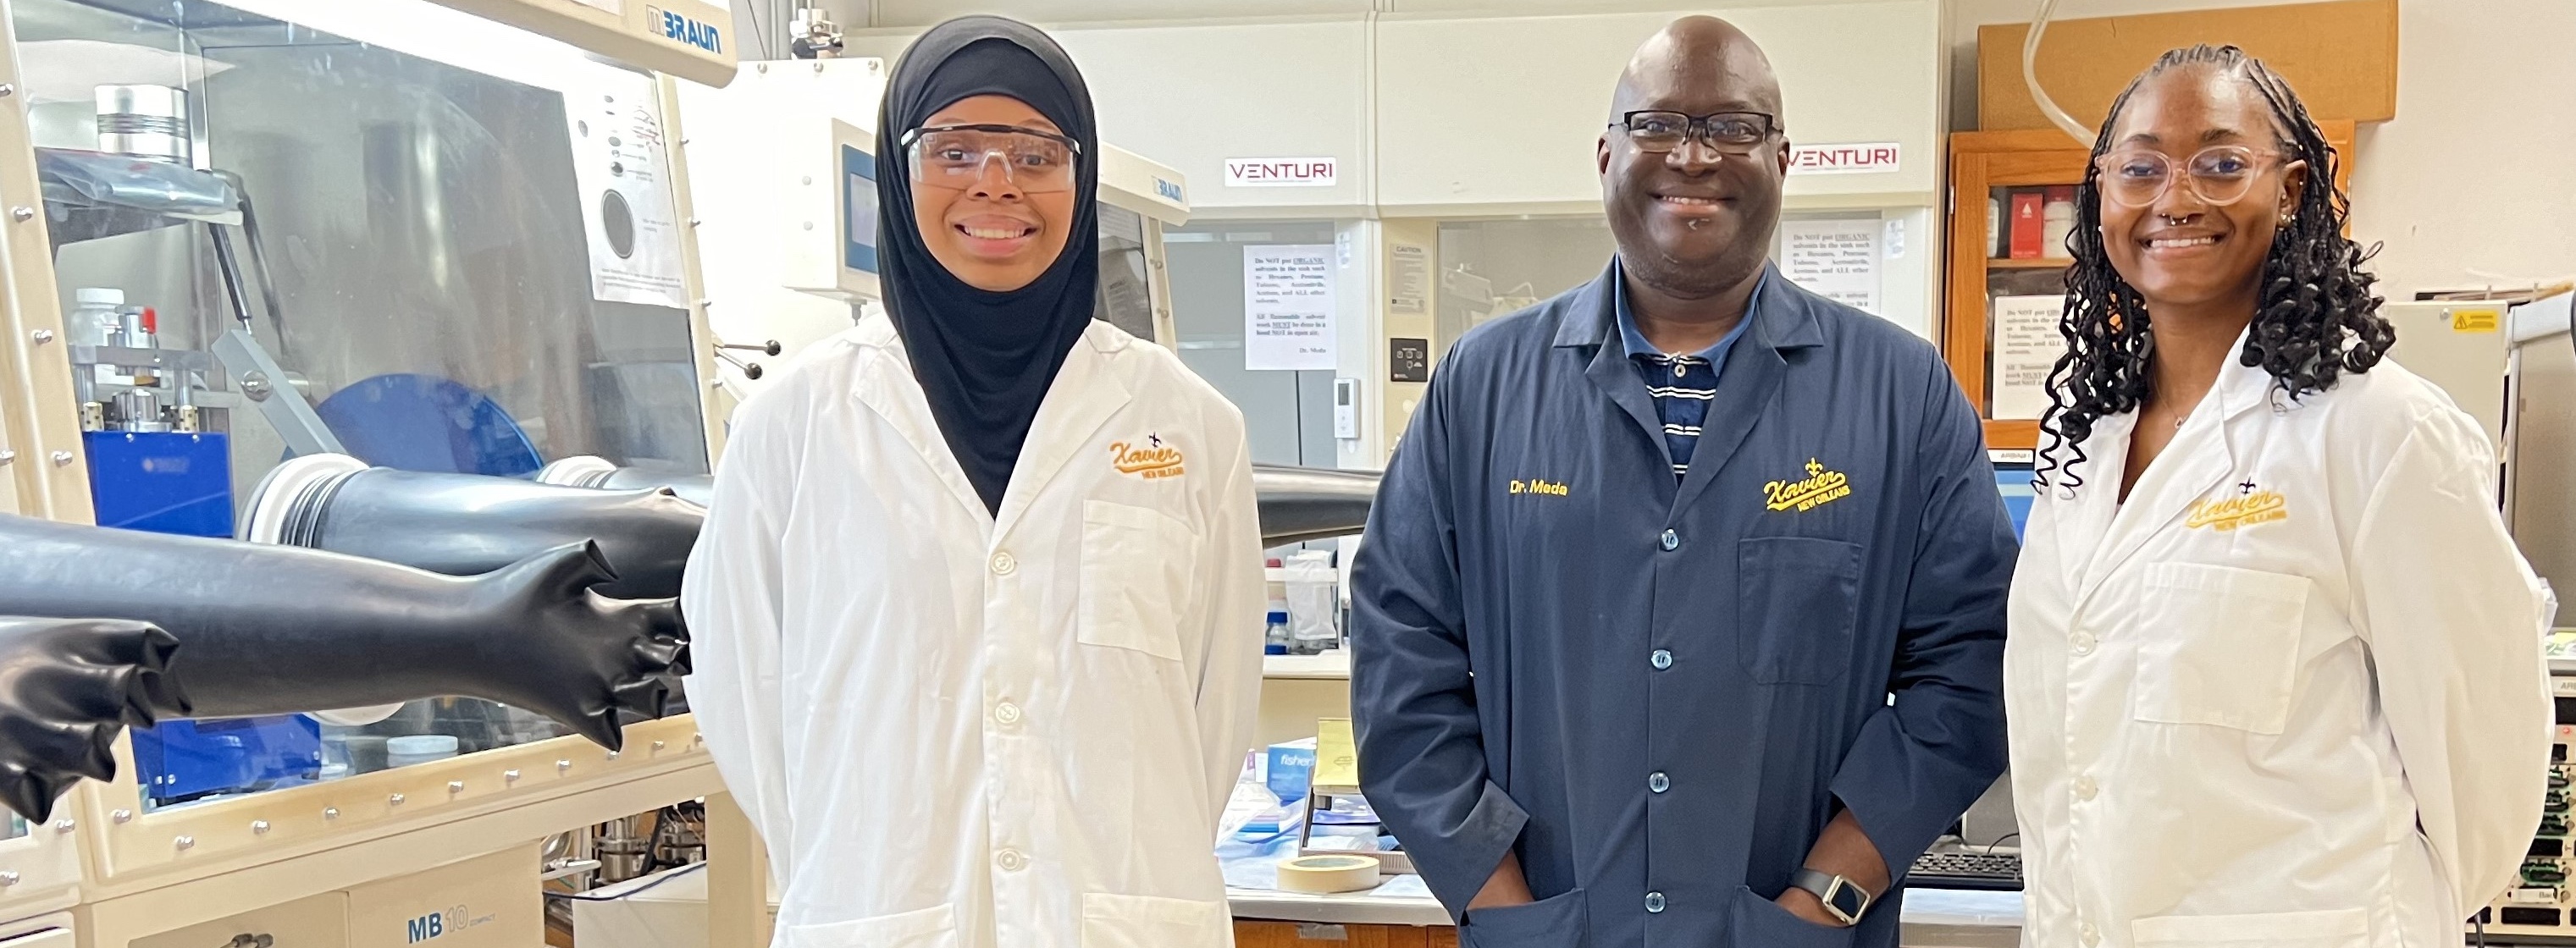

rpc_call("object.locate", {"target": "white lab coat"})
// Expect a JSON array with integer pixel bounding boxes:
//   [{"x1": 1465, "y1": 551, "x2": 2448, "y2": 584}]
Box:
[
  {"x1": 2006, "y1": 347, "x2": 2555, "y2": 948},
  {"x1": 682, "y1": 313, "x2": 1266, "y2": 948}
]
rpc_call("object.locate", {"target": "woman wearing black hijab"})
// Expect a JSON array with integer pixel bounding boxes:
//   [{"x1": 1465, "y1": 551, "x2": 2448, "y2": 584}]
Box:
[{"x1": 681, "y1": 16, "x2": 1265, "y2": 946}]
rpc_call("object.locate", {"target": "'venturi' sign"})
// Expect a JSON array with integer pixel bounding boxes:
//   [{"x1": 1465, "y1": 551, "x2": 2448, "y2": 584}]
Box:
[
  {"x1": 1225, "y1": 157, "x2": 1338, "y2": 188},
  {"x1": 1788, "y1": 142, "x2": 1900, "y2": 175}
]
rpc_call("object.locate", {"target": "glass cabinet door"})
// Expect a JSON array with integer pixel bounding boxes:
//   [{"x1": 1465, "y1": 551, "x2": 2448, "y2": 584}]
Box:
[
  {"x1": 1944, "y1": 130, "x2": 2088, "y2": 453},
  {"x1": 1943, "y1": 124, "x2": 2356, "y2": 453},
  {"x1": 8, "y1": 0, "x2": 709, "y2": 811}
]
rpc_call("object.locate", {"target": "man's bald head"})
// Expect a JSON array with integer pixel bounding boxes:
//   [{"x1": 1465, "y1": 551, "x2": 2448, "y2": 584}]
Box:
[
  {"x1": 1597, "y1": 15, "x2": 1789, "y2": 306},
  {"x1": 1611, "y1": 15, "x2": 1783, "y2": 125}
]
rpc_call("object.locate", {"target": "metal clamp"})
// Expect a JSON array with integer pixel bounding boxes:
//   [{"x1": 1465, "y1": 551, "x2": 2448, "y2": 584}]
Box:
[{"x1": 540, "y1": 857, "x2": 603, "y2": 882}]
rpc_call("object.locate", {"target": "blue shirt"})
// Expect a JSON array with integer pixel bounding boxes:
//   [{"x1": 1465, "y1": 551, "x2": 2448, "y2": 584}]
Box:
[
  {"x1": 1613, "y1": 266, "x2": 1761, "y2": 479},
  {"x1": 1350, "y1": 262, "x2": 2015, "y2": 948}
]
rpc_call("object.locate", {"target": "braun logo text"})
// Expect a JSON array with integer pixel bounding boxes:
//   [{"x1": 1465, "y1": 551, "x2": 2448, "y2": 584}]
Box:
[{"x1": 648, "y1": 6, "x2": 723, "y2": 53}]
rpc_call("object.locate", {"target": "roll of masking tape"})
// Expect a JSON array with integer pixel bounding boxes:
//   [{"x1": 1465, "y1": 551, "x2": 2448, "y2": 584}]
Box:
[{"x1": 1278, "y1": 854, "x2": 1383, "y2": 894}]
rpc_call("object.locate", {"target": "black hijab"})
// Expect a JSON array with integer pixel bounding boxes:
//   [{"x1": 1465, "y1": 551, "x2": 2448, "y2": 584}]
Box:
[{"x1": 877, "y1": 16, "x2": 1100, "y2": 515}]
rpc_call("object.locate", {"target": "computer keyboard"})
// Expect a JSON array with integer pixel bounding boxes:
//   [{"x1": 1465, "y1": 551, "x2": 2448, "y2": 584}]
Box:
[{"x1": 1905, "y1": 851, "x2": 2023, "y2": 891}]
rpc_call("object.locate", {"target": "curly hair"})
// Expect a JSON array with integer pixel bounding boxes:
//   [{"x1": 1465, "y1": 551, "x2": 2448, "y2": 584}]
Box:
[{"x1": 2033, "y1": 44, "x2": 2391, "y2": 492}]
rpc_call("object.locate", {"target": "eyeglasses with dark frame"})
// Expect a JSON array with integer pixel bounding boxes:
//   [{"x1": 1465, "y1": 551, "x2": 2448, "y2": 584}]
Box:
[
  {"x1": 899, "y1": 123, "x2": 1086, "y2": 193},
  {"x1": 1610, "y1": 110, "x2": 1783, "y2": 155}
]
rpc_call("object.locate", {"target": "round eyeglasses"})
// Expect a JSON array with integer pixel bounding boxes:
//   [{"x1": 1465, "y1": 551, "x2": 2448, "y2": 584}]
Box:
[
  {"x1": 2092, "y1": 145, "x2": 2290, "y2": 208},
  {"x1": 901, "y1": 124, "x2": 1083, "y2": 194},
  {"x1": 1611, "y1": 110, "x2": 1780, "y2": 156}
]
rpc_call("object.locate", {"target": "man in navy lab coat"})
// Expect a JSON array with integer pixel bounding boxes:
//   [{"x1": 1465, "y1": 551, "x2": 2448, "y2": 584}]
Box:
[{"x1": 1350, "y1": 16, "x2": 2014, "y2": 948}]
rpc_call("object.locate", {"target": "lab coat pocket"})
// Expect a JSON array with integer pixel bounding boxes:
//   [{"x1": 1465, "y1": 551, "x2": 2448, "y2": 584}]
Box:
[
  {"x1": 1737, "y1": 537, "x2": 1865, "y2": 685},
  {"x1": 1727, "y1": 886, "x2": 1857, "y2": 948},
  {"x1": 2133, "y1": 562, "x2": 2312, "y2": 735},
  {"x1": 2130, "y1": 907, "x2": 2368, "y2": 946},
  {"x1": 1079, "y1": 500, "x2": 1195, "y2": 662},
  {"x1": 1459, "y1": 887, "x2": 1589, "y2": 948},
  {"x1": 780, "y1": 904, "x2": 959, "y2": 948},
  {"x1": 1079, "y1": 892, "x2": 1231, "y2": 948}
]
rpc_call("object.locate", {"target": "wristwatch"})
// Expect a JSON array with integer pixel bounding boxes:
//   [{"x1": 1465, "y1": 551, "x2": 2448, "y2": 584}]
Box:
[{"x1": 1788, "y1": 868, "x2": 1874, "y2": 926}]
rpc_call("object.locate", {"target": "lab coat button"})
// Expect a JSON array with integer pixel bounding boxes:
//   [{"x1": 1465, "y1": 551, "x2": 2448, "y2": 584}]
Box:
[
  {"x1": 2070, "y1": 632, "x2": 2098, "y2": 656},
  {"x1": 997, "y1": 848, "x2": 1026, "y2": 871},
  {"x1": 1647, "y1": 772, "x2": 1670, "y2": 793},
  {"x1": 1659, "y1": 529, "x2": 1680, "y2": 552},
  {"x1": 2074, "y1": 775, "x2": 2098, "y2": 801},
  {"x1": 990, "y1": 552, "x2": 1018, "y2": 576},
  {"x1": 1645, "y1": 892, "x2": 1667, "y2": 913},
  {"x1": 2080, "y1": 922, "x2": 2101, "y2": 946},
  {"x1": 1650, "y1": 649, "x2": 1673, "y2": 670},
  {"x1": 995, "y1": 702, "x2": 1023, "y2": 726}
]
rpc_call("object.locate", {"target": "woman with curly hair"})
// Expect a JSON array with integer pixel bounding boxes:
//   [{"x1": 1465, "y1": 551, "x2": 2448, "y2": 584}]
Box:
[{"x1": 2004, "y1": 46, "x2": 2555, "y2": 947}]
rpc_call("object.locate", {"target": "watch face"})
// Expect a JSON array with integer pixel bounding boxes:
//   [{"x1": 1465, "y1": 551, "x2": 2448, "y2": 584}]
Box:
[{"x1": 1827, "y1": 881, "x2": 1871, "y2": 920}]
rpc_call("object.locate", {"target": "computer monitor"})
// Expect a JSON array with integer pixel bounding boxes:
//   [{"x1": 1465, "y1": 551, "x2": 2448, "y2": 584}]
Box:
[{"x1": 1993, "y1": 449, "x2": 2036, "y2": 542}]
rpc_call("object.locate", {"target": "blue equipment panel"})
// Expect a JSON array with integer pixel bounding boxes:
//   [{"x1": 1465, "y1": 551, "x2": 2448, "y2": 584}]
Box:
[
  {"x1": 130, "y1": 717, "x2": 322, "y2": 804},
  {"x1": 312, "y1": 373, "x2": 541, "y2": 477},
  {"x1": 85, "y1": 429, "x2": 320, "y2": 804},
  {"x1": 1996, "y1": 465, "x2": 2037, "y2": 543},
  {"x1": 843, "y1": 145, "x2": 879, "y2": 274},
  {"x1": 83, "y1": 431, "x2": 235, "y2": 537}
]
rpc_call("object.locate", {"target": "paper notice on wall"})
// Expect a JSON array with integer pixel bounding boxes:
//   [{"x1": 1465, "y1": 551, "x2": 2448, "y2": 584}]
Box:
[
  {"x1": 1992, "y1": 295, "x2": 2063, "y2": 421},
  {"x1": 1389, "y1": 242, "x2": 1429, "y2": 315},
  {"x1": 566, "y1": 70, "x2": 688, "y2": 309},
  {"x1": 1782, "y1": 218, "x2": 1881, "y2": 313},
  {"x1": 1246, "y1": 245, "x2": 1337, "y2": 371}
]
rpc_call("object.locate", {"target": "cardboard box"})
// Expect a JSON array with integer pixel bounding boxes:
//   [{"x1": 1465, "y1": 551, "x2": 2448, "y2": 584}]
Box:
[
  {"x1": 2009, "y1": 191, "x2": 2045, "y2": 260},
  {"x1": 1977, "y1": 0, "x2": 2397, "y2": 132},
  {"x1": 1300, "y1": 719, "x2": 1413, "y2": 874},
  {"x1": 1268, "y1": 738, "x2": 1318, "y2": 803}
]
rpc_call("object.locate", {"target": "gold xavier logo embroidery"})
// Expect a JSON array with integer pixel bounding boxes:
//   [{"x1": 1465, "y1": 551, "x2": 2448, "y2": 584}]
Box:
[
  {"x1": 2187, "y1": 480, "x2": 2288, "y2": 531},
  {"x1": 1110, "y1": 434, "x2": 1186, "y2": 480},
  {"x1": 1765, "y1": 459, "x2": 1852, "y2": 512}
]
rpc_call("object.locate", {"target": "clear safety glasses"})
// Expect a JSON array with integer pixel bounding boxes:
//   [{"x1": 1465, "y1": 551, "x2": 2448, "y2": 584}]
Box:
[
  {"x1": 901, "y1": 124, "x2": 1084, "y2": 194},
  {"x1": 1611, "y1": 110, "x2": 1781, "y2": 156},
  {"x1": 2092, "y1": 145, "x2": 2290, "y2": 208}
]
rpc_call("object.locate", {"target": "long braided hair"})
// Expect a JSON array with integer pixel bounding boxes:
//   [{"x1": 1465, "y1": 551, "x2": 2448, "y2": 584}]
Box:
[{"x1": 2034, "y1": 45, "x2": 2391, "y2": 492}]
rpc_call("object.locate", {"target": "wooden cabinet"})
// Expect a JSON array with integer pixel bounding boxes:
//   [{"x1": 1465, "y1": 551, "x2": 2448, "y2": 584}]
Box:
[
  {"x1": 1234, "y1": 920, "x2": 1459, "y2": 947},
  {"x1": 1941, "y1": 122, "x2": 2356, "y2": 450}
]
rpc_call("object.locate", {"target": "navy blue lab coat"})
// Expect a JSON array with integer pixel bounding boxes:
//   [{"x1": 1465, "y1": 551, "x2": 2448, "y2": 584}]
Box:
[{"x1": 1350, "y1": 263, "x2": 2015, "y2": 948}]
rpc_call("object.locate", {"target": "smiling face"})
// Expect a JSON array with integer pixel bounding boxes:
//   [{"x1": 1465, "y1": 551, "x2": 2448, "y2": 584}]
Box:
[
  {"x1": 1598, "y1": 20, "x2": 1788, "y2": 300},
  {"x1": 909, "y1": 95, "x2": 1078, "y2": 292},
  {"x1": 2096, "y1": 65, "x2": 2308, "y2": 314}
]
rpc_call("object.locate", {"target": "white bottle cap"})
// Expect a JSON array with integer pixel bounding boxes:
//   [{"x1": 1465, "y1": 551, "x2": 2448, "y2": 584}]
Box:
[
  {"x1": 386, "y1": 735, "x2": 460, "y2": 758},
  {"x1": 75, "y1": 288, "x2": 124, "y2": 306}
]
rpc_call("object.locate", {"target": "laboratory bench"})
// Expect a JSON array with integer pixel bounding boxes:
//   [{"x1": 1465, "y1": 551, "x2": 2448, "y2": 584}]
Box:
[
  {"x1": 565, "y1": 857, "x2": 2019, "y2": 946},
  {"x1": 1226, "y1": 885, "x2": 2023, "y2": 947}
]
